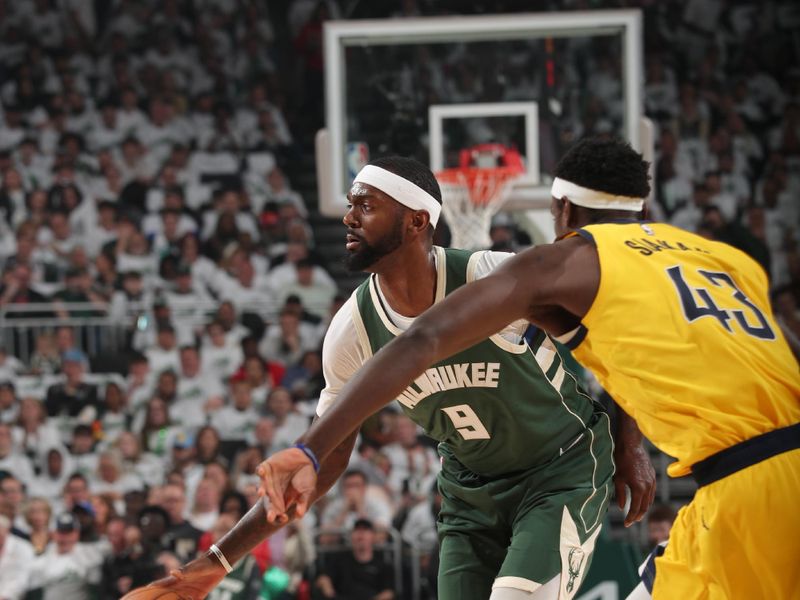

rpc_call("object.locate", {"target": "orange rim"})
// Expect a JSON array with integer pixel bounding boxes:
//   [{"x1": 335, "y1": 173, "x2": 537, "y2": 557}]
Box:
[{"x1": 436, "y1": 167, "x2": 523, "y2": 206}]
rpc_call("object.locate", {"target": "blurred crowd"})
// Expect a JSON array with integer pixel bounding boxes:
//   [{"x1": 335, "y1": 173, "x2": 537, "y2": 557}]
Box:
[{"x1": 0, "y1": 1, "x2": 798, "y2": 599}]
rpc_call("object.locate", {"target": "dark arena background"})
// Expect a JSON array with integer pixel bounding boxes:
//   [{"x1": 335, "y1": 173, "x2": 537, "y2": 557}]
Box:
[{"x1": 0, "y1": 1, "x2": 798, "y2": 599}]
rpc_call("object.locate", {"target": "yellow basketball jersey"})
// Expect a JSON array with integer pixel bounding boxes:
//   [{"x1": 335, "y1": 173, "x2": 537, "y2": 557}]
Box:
[{"x1": 567, "y1": 222, "x2": 800, "y2": 477}]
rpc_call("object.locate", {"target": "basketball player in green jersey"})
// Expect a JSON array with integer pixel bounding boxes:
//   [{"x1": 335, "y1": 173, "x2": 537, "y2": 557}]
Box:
[{"x1": 122, "y1": 157, "x2": 654, "y2": 600}]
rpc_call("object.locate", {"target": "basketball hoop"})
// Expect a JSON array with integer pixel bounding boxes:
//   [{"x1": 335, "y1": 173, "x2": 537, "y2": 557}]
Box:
[{"x1": 436, "y1": 144, "x2": 524, "y2": 250}]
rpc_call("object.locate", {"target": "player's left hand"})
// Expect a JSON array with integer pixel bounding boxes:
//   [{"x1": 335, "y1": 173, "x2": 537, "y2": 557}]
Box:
[
  {"x1": 613, "y1": 443, "x2": 656, "y2": 527},
  {"x1": 256, "y1": 447, "x2": 318, "y2": 523}
]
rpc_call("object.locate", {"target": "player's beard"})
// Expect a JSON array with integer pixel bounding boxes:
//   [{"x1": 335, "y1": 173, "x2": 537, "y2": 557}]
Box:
[{"x1": 344, "y1": 221, "x2": 404, "y2": 272}]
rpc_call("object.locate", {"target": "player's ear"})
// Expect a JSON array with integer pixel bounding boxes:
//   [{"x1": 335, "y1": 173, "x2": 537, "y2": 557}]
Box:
[
  {"x1": 564, "y1": 199, "x2": 580, "y2": 230},
  {"x1": 410, "y1": 210, "x2": 431, "y2": 234},
  {"x1": 556, "y1": 197, "x2": 573, "y2": 230}
]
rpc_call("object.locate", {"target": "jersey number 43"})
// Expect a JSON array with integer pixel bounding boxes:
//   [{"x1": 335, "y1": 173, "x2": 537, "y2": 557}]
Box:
[{"x1": 667, "y1": 266, "x2": 776, "y2": 340}]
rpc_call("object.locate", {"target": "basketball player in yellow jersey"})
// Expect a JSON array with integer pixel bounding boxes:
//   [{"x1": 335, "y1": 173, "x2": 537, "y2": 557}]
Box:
[{"x1": 259, "y1": 137, "x2": 800, "y2": 599}]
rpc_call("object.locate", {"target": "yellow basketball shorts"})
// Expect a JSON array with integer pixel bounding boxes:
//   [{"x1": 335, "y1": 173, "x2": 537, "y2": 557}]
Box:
[{"x1": 652, "y1": 447, "x2": 800, "y2": 599}]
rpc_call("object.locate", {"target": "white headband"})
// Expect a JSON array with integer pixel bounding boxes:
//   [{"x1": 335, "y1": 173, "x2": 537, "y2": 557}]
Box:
[
  {"x1": 551, "y1": 177, "x2": 644, "y2": 211},
  {"x1": 353, "y1": 165, "x2": 442, "y2": 227}
]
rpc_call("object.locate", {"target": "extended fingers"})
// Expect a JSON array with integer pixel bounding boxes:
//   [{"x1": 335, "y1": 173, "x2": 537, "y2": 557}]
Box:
[
  {"x1": 614, "y1": 478, "x2": 627, "y2": 510},
  {"x1": 625, "y1": 485, "x2": 646, "y2": 527},
  {"x1": 257, "y1": 462, "x2": 287, "y2": 522}
]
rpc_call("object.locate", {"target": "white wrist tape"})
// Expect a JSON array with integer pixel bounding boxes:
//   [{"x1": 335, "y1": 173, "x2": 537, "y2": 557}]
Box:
[
  {"x1": 209, "y1": 544, "x2": 233, "y2": 573},
  {"x1": 551, "y1": 177, "x2": 644, "y2": 211}
]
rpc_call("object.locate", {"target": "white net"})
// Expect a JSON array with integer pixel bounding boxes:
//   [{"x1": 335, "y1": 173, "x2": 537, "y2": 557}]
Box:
[{"x1": 437, "y1": 169, "x2": 518, "y2": 250}]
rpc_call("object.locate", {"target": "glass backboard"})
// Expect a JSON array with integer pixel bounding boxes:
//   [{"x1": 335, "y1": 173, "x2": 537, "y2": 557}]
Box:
[{"x1": 318, "y1": 10, "x2": 643, "y2": 216}]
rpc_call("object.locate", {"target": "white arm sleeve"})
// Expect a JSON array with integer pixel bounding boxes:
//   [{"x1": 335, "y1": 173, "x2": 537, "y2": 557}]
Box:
[
  {"x1": 473, "y1": 250, "x2": 515, "y2": 279},
  {"x1": 474, "y1": 251, "x2": 530, "y2": 341},
  {"x1": 316, "y1": 295, "x2": 369, "y2": 417}
]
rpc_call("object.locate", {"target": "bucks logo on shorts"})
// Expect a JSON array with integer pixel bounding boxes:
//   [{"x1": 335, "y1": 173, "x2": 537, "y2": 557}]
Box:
[{"x1": 566, "y1": 547, "x2": 586, "y2": 593}]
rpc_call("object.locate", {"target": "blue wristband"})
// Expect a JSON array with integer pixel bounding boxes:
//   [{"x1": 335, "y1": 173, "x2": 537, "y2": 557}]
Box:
[{"x1": 293, "y1": 442, "x2": 320, "y2": 473}]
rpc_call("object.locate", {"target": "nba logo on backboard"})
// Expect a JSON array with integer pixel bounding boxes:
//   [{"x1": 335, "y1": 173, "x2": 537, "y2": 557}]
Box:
[{"x1": 346, "y1": 142, "x2": 369, "y2": 182}]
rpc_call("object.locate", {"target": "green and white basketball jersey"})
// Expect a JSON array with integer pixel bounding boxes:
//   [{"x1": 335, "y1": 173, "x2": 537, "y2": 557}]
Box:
[{"x1": 353, "y1": 247, "x2": 603, "y2": 476}]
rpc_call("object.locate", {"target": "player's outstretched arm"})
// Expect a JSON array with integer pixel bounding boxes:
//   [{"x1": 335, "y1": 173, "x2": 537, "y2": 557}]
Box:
[
  {"x1": 122, "y1": 430, "x2": 358, "y2": 599},
  {"x1": 259, "y1": 237, "x2": 601, "y2": 518},
  {"x1": 611, "y1": 403, "x2": 656, "y2": 527}
]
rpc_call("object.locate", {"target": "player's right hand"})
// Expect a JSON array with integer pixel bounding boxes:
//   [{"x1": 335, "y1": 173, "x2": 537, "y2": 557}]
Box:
[
  {"x1": 120, "y1": 554, "x2": 227, "y2": 600},
  {"x1": 256, "y1": 447, "x2": 318, "y2": 523}
]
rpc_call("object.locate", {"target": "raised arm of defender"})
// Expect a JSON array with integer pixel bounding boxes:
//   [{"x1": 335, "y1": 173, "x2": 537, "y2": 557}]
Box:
[{"x1": 258, "y1": 236, "x2": 601, "y2": 521}]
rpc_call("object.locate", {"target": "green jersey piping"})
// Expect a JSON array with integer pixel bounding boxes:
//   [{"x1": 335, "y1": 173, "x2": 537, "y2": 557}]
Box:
[{"x1": 352, "y1": 246, "x2": 609, "y2": 529}]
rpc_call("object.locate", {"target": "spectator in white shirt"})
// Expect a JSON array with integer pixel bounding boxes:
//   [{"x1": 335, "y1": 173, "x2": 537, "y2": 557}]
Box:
[
  {"x1": 115, "y1": 87, "x2": 147, "y2": 134},
  {"x1": 0, "y1": 513, "x2": 34, "y2": 600},
  {"x1": 125, "y1": 352, "x2": 152, "y2": 414},
  {"x1": 275, "y1": 258, "x2": 337, "y2": 320},
  {"x1": 115, "y1": 136, "x2": 159, "y2": 186},
  {"x1": 178, "y1": 233, "x2": 219, "y2": 298},
  {"x1": 218, "y1": 254, "x2": 275, "y2": 318},
  {"x1": 67, "y1": 424, "x2": 98, "y2": 478},
  {"x1": 150, "y1": 208, "x2": 188, "y2": 257},
  {"x1": 136, "y1": 397, "x2": 181, "y2": 462},
  {"x1": 14, "y1": 138, "x2": 53, "y2": 194},
  {"x1": 29, "y1": 446, "x2": 73, "y2": 504},
  {"x1": 382, "y1": 415, "x2": 441, "y2": 499},
  {"x1": 320, "y1": 469, "x2": 393, "y2": 533},
  {"x1": 115, "y1": 222, "x2": 158, "y2": 281},
  {"x1": 201, "y1": 321, "x2": 244, "y2": 382},
  {"x1": 240, "y1": 355, "x2": 277, "y2": 409},
  {"x1": 145, "y1": 323, "x2": 181, "y2": 376},
  {"x1": 201, "y1": 188, "x2": 259, "y2": 242},
  {"x1": 259, "y1": 308, "x2": 321, "y2": 367},
  {"x1": 12, "y1": 397, "x2": 61, "y2": 460},
  {"x1": 195, "y1": 426, "x2": 227, "y2": 469},
  {"x1": 0, "y1": 105, "x2": 26, "y2": 152},
  {"x1": 717, "y1": 152, "x2": 751, "y2": 204},
  {"x1": 58, "y1": 470, "x2": 87, "y2": 509},
  {"x1": 248, "y1": 166, "x2": 307, "y2": 216},
  {"x1": 98, "y1": 382, "x2": 129, "y2": 447},
  {"x1": 0, "y1": 382, "x2": 20, "y2": 424},
  {"x1": 214, "y1": 380, "x2": 258, "y2": 443},
  {"x1": 235, "y1": 83, "x2": 292, "y2": 148},
  {"x1": 116, "y1": 431, "x2": 163, "y2": 489},
  {"x1": 170, "y1": 346, "x2": 224, "y2": 432},
  {"x1": 269, "y1": 241, "x2": 316, "y2": 288},
  {"x1": 137, "y1": 96, "x2": 190, "y2": 165},
  {"x1": 704, "y1": 171, "x2": 739, "y2": 223},
  {"x1": 142, "y1": 189, "x2": 197, "y2": 238},
  {"x1": 38, "y1": 209, "x2": 80, "y2": 273},
  {"x1": 28, "y1": 512, "x2": 107, "y2": 600},
  {"x1": 22, "y1": 497, "x2": 52, "y2": 555},
  {"x1": 109, "y1": 270, "x2": 152, "y2": 324},
  {"x1": 165, "y1": 264, "x2": 212, "y2": 335},
  {"x1": 401, "y1": 486, "x2": 442, "y2": 561},
  {"x1": 87, "y1": 99, "x2": 126, "y2": 152},
  {"x1": 266, "y1": 387, "x2": 309, "y2": 452},
  {"x1": 215, "y1": 301, "x2": 251, "y2": 348},
  {"x1": 0, "y1": 474, "x2": 27, "y2": 536},
  {"x1": 0, "y1": 423, "x2": 34, "y2": 482},
  {"x1": 187, "y1": 477, "x2": 220, "y2": 532},
  {"x1": 246, "y1": 416, "x2": 278, "y2": 457},
  {"x1": 671, "y1": 182, "x2": 712, "y2": 233},
  {"x1": 89, "y1": 450, "x2": 143, "y2": 501},
  {"x1": 83, "y1": 199, "x2": 118, "y2": 258}
]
